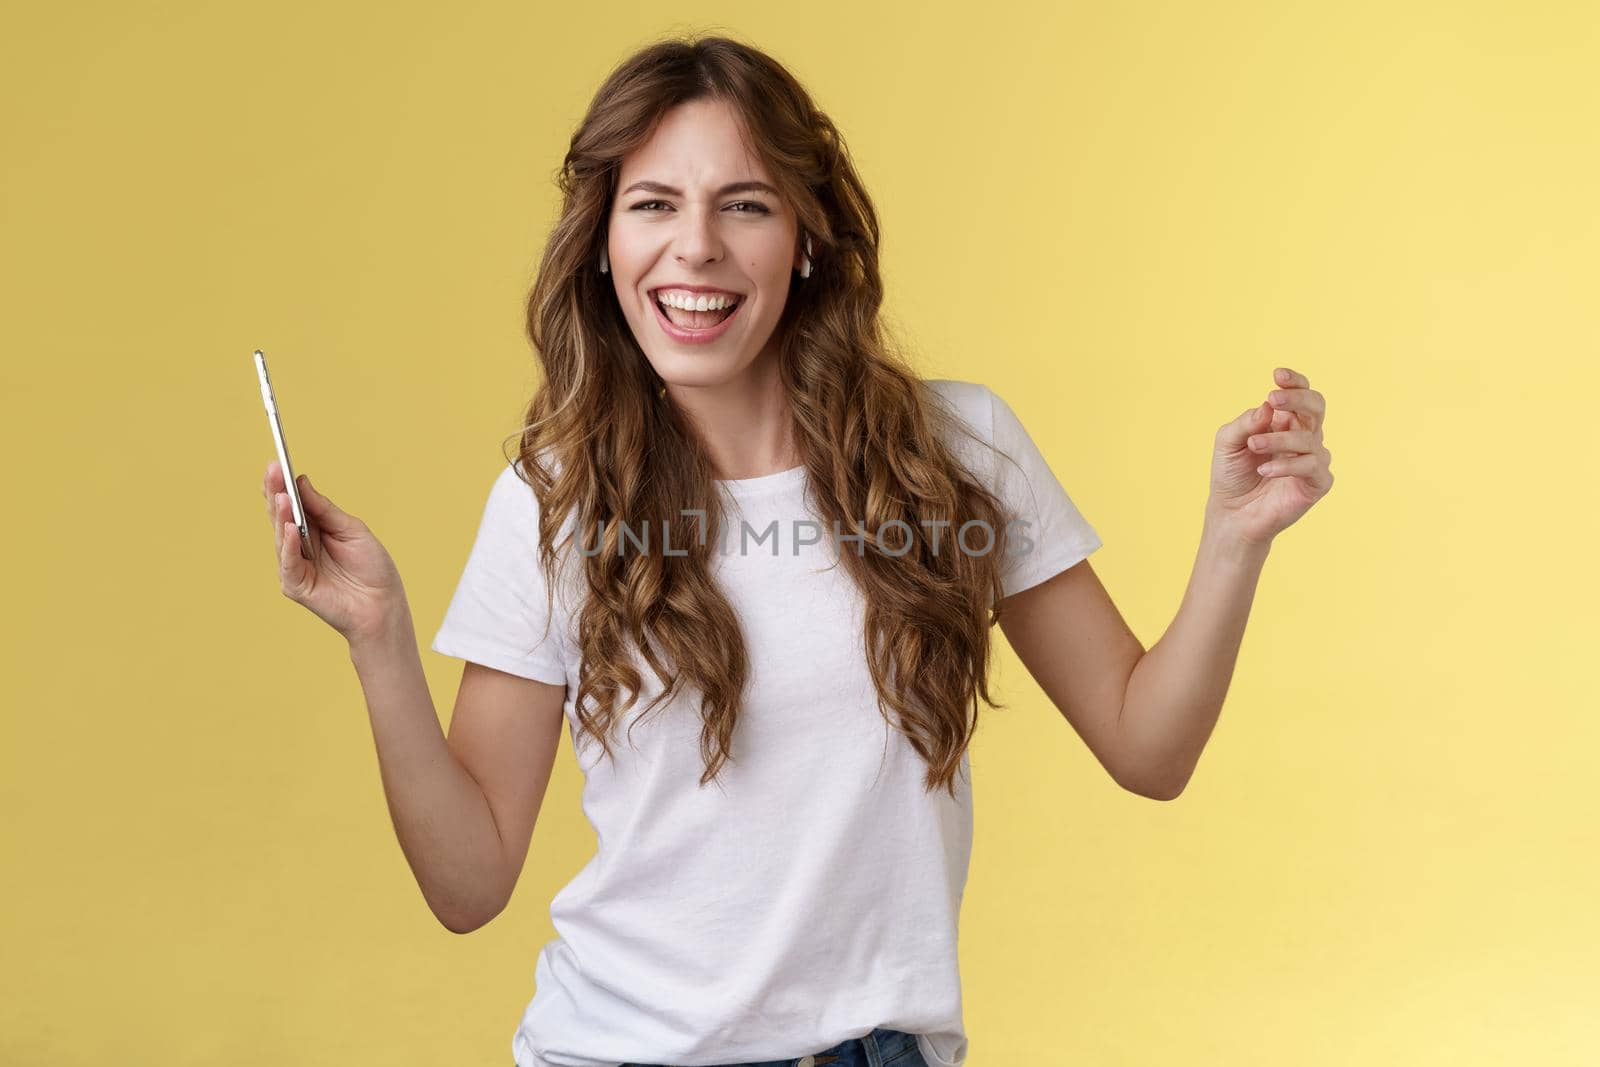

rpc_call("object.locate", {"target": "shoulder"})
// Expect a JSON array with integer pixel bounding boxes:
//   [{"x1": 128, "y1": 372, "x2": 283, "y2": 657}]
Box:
[
  {"x1": 490, "y1": 450, "x2": 565, "y2": 518},
  {"x1": 922, "y1": 376, "x2": 1044, "y2": 453},
  {"x1": 920, "y1": 377, "x2": 995, "y2": 432},
  {"x1": 478, "y1": 455, "x2": 585, "y2": 610},
  {"x1": 919, "y1": 377, "x2": 1005, "y2": 467},
  {"x1": 476, "y1": 456, "x2": 560, "y2": 552},
  {"x1": 920, "y1": 377, "x2": 997, "y2": 446},
  {"x1": 486, "y1": 459, "x2": 536, "y2": 520}
]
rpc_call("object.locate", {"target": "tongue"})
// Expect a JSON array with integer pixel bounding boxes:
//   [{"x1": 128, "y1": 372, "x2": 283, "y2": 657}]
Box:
[{"x1": 663, "y1": 302, "x2": 735, "y2": 329}]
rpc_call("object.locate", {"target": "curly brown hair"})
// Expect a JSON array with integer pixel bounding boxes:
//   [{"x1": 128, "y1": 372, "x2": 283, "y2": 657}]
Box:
[{"x1": 506, "y1": 34, "x2": 1020, "y2": 797}]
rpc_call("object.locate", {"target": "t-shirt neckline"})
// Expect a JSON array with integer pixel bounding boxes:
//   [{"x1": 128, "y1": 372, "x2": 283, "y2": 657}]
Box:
[{"x1": 714, "y1": 463, "x2": 808, "y2": 496}]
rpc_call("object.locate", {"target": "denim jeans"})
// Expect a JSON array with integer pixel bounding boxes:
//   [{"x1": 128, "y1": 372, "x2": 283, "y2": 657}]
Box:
[{"x1": 533, "y1": 1026, "x2": 929, "y2": 1067}]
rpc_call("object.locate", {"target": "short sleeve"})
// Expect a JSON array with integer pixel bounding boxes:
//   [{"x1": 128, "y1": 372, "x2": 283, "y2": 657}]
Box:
[
  {"x1": 429, "y1": 463, "x2": 569, "y2": 685},
  {"x1": 987, "y1": 386, "x2": 1103, "y2": 600}
]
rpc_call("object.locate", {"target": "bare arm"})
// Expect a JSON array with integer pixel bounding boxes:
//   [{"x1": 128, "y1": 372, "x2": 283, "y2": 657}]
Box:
[
  {"x1": 1115, "y1": 522, "x2": 1269, "y2": 799},
  {"x1": 998, "y1": 559, "x2": 1148, "y2": 794},
  {"x1": 1000, "y1": 368, "x2": 1331, "y2": 800},
  {"x1": 442, "y1": 658, "x2": 568, "y2": 929},
  {"x1": 998, "y1": 523, "x2": 1269, "y2": 801},
  {"x1": 348, "y1": 609, "x2": 566, "y2": 933}
]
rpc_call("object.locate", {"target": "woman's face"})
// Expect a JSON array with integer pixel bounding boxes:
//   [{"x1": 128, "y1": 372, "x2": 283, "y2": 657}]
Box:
[{"x1": 607, "y1": 97, "x2": 804, "y2": 391}]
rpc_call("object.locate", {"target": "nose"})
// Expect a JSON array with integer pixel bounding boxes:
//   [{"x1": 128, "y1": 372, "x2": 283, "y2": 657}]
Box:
[{"x1": 672, "y1": 205, "x2": 726, "y2": 266}]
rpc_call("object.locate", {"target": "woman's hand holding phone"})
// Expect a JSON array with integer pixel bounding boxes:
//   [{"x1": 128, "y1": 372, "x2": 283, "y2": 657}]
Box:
[{"x1": 262, "y1": 459, "x2": 407, "y2": 645}]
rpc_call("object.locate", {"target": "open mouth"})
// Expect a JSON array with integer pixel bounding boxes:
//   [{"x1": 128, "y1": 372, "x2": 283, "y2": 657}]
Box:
[{"x1": 650, "y1": 290, "x2": 746, "y2": 342}]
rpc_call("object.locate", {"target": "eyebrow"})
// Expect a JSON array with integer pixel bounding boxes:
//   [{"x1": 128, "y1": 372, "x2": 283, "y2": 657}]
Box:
[{"x1": 620, "y1": 179, "x2": 781, "y2": 198}]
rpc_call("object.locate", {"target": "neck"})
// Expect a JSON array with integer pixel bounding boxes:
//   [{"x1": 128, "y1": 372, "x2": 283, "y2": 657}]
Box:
[{"x1": 664, "y1": 352, "x2": 799, "y2": 480}]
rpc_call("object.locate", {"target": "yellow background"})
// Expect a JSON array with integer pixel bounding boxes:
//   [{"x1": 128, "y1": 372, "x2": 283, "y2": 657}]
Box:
[{"x1": 3, "y1": 1, "x2": 1596, "y2": 1063}]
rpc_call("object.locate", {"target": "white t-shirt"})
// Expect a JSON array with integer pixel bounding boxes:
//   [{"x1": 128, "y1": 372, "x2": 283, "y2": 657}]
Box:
[{"x1": 430, "y1": 379, "x2": 1102, "y2": 1067}]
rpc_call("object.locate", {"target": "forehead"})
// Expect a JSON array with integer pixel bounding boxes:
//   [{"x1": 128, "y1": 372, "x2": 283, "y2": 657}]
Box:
[{"x1": 616, "y1": 97, "x2": 773, "y2": 189}]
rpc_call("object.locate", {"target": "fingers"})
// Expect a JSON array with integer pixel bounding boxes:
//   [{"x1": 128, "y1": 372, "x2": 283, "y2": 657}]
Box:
[
  {"x1": 263, "y1": 458, "x2": 284, "y2": 497},
  {"x1": 1257, "y1": 449, "x2": 1334, "y2": 490},
  {"x1": 1218, "y1": 401, "x2": 1273, "y2": 449},
  {"x1": 1267, "y1": 386, "x2": 1323, "y2": 417},
  {"x1": 1266, "y1": 386, "x2": 1326, "y2": 430},
  {"x1": 264, "y1": 460, "x2": 309, "y2": 595},
  {"x1": 271, "y1": 493, "x2": 296, "y2": 566},
  {"x1": 278, "y1": 516, "x2": 308, "y2": 596},
  {"x1": 263, "y1": 461, "x2": 296, "y2": 565},
  {"x1": 264, "y1": 478, "x2": 284, "y2": 557},
  {"x1": 1247, "y1": 428, "x2": 1318, "y2": 455},
  {"x1": 1256, "y1": 452, "x2": 1318, "y2": 477},
  {"x1": 262, "y1": 461, "x2": 287, "y2": 553},
  {"x1": 297, "y1": 474, "x2": 362, "y2": 539},
  {"x1": 1270, "y1": 367, "x2": 1326, "y2": 434}
]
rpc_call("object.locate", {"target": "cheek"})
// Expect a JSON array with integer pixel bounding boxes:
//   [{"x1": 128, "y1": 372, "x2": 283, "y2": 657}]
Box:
[
  {"x1": 606, "y1": 227, "x2": 646, "y2": 272},
  {"x1": 749, "y1": 251, "x2": 795, "y2": 292}
]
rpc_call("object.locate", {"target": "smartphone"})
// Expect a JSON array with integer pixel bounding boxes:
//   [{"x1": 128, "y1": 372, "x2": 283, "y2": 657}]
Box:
[{"x1": 254, "y1": 349, "x2": 315, "y2": 561}]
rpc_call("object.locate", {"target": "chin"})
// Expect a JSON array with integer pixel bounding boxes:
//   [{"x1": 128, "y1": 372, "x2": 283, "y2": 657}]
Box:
[{"x1": 646, "y1": 352, "x2": 752, "y2": 388}]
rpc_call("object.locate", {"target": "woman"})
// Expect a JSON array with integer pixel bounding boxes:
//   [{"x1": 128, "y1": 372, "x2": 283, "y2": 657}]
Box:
[{"x1": 260, "y1": 34, "x2": 1333, "y2": 1067}]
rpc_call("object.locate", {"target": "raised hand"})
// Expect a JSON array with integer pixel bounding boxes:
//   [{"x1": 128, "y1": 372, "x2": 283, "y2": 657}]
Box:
[
  {"x1": 261, "y1": 460, "x2": 408, "y2": 644},
  {"x1": 1207, "y1": 366, "x2": 1335, "y2": 548}
]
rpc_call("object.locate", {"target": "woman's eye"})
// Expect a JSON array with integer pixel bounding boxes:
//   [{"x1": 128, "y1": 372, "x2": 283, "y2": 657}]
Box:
[{"x1": 628, "y1": 200, "x2": 771, "y2": 215}]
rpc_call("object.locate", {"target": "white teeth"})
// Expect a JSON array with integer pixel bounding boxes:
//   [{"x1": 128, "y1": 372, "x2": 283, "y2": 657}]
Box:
[{"x1": 655, "y1": 290, "x2": 739, "y2": 311}]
